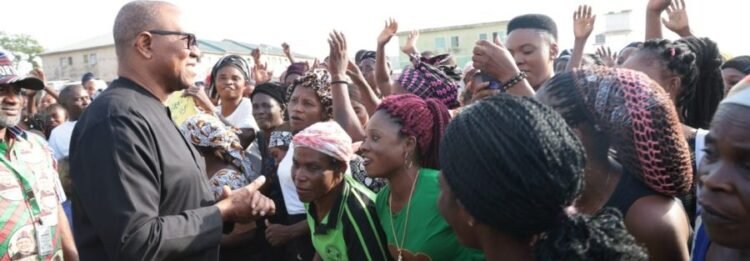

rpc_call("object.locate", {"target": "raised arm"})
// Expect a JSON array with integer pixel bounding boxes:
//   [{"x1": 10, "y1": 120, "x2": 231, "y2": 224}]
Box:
[
  {"x1": 662, "y1": 0, "x2": 693, "y2": 38},
  {"x1": 401, "y1": 30, "x2": 420, "y2": 56},
  {"x1": 646, "y1": 0, "x2": 671, "y2": 40},
  {"x1": 329, "y1": 31, "x2": 366, "y2": 141},
  {"x1": 282, "y1": 42, "x2": 296, "y2": 64},
  {"x1": 375, "y1": 18, "x2": 398, "y2": 97},
  {"x1": 470, "y1": 36, "x2": 535, "y2": 102},
  {"x1": 567, "y1": 5, "x2": 596, "y2": 71},
  {"x1": 347, "y1": 59, "x2": 381, "y2": 115}
]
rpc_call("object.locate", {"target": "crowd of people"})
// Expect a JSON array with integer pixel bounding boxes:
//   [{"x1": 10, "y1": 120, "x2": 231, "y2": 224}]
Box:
[{"x1": 0, "y1": 0, "x2": 749, "y2": 260}]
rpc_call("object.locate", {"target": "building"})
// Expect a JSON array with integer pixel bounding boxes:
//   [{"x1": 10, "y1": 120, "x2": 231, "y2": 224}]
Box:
[
  {"x1": 593, "y1": 10, "x2": 637, "y2": 51},
  {"x1": 40, "y1": 34, "x2": 314, "y2": 83},
  {"x1": 395, "y1": 21, "x2": 509, "y2": 69}
]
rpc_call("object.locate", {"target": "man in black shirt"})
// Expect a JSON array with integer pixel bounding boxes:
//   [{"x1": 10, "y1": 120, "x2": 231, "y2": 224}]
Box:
[{"x1": 69, "y1": 1, "x2": 275, "y2": 260}]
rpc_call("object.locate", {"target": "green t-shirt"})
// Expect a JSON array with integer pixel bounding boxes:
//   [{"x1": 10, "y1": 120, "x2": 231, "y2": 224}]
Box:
[
  {"x1": 376, "y1": 168, "x2": 484, "y2": 261},
  {"x1": 306, "y1": 175, "x2": 391, "y2": 261}
]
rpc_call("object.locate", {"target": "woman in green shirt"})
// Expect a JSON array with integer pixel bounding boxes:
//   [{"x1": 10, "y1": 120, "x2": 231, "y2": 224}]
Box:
[
  {"x1": 360, "y1": 94, "x2": 483, "y2": 261},
  {"x1": 438, "y1": 95, "x2": 646, "y2": 260}
]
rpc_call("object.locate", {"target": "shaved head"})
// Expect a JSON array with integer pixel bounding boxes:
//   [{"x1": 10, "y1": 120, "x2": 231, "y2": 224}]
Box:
[{"x1": 113, "y1": 1, "x2": 176, "y2": 56}]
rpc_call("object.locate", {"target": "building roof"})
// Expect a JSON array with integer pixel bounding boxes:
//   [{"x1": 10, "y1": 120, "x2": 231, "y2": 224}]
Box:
[
  {"x1": 396, "y1": 20, "x2": 508, "y2": 36},
  {"x1": 42, "y1": 34, "x2": 314, "y2": 59}
]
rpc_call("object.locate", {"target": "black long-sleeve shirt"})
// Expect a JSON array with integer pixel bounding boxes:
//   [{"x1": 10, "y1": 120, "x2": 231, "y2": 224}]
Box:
[{"x1": 69, "y1": 77, "x2": 224, "y2": 261}]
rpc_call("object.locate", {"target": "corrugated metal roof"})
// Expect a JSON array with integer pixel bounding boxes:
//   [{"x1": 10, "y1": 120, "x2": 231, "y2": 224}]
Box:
[{"x1": 42, "y1": 34, "x2": 314, "y2": 59}]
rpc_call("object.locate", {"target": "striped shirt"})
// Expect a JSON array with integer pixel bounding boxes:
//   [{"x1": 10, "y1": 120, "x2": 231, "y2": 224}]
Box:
[{"x1": 306, "y1": 175, "x2": 391, "y2": 261}]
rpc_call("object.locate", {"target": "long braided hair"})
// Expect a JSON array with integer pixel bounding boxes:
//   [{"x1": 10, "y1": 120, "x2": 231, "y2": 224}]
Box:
[
  {"x1": 537, "y1": 67, "x2": 693, "y2": 197},
  {"x1": 638, "y1": 37, "x2": 724, "y2": 129},
  {"x1": 377, "y1": 94, "x2": 451, "y2": 169},
  {"x1": 440, "y1": 94, "x2": 646, "y2": 260}
]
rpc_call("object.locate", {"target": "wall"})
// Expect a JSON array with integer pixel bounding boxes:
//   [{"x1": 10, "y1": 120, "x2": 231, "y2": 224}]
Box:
[{"x1": 41, "y1": 46, "x2": 118, "y2": 83}]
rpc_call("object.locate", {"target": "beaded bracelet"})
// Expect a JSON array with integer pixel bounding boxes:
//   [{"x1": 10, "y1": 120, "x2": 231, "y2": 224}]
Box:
[{"x1": 500, "y1": 71, "x2": 528, "y2": 93}]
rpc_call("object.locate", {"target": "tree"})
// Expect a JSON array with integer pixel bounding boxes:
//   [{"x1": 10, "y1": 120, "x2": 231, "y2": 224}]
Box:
[{"x1": 0, "y1": 31, "x2": 45, "y2": 69}]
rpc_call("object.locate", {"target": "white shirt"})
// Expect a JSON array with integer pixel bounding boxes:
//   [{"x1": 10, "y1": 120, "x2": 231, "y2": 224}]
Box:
[
  {"x1": 48, "y1": 120, "x2": 77, "y2": 160},
  {"x1": 219, "y1": 98, "x2": 259, "y2": 130},
  {"x1": 694, "y1": 128, "x2": 710, "y2": 170},
  {"x1": 277, "y1": 142, "x2": 305, "y2": 215}
]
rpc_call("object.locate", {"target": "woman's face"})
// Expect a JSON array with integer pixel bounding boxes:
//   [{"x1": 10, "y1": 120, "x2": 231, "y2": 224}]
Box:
[
  {"x1": 252, "y1": 93, "x2": 284, "y2": 131},
  {"x1": 359, "y1": 59, "x2": 377, "y2": 88},
  {"x1": 506, "y1": 29, "x2": 558, "y2": 89},
  {"x1": 621, "y1": 50, "x2": 681, "y2": 103},
  {"x1": 438, "y1": 173, "x2": 480, "y2": 248},
  {"x1": 216, "y1": 66, "x2": 247, "y2": 101},
  {"x1": 39, "y1": 95, "x2": 57, "y2": 111},
  {"x1": 698, "y1": 104, "x2": 750, "y2": 249},
  {"x1": 721, "y1": 68, "x2": 747, "y2": 95},
  {"x1": 288, "y1": 86, "x2": 325, "y2": 132},
  {"x1": 360, "y1": 110, "x2": 413, "y2": 178},
  {"x1": 292, "y1": 147, "x2": 343, "y2": 203},
  {"x1": 352, "y1": 101, "x2": 369, "y2": 127},
  {"x1": 46, "y1": 108, "x2": 67, "y2": 130}
]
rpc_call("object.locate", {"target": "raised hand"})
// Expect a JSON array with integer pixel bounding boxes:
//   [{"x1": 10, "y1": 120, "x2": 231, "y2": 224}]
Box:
[
  {"x1": 573, "y1": 5, "x2": 596, "y2": 40},
  {"x1": 401, "y1": 30, "x2": 419, "y2": 55},
  {"x1": 252, "y1": 62, "x2": 272, "y2": 85},
  {"x1": 472, "y1": 36, "x2": 520, "y2": 84},
  {"x1": 596, "y1": 46, "x2": 617, "y2": 67},
  {"x1": 662, "y1": 0, "x2": 692, "y2": 37},
  {"x1": 647, "y1": 0, "x2": 671, "y2": 13},
  {"x1": 377, "y1": 18, "x2": 398, "y2": 47},
  {"x1": 328, "y1": 31, "x2": 349, "y2": 79},
  {"x1": 251, "y1": 48, "x2": 262, "y2": 66},
  {"x1": 282, "y1": 42, "x2": 291, "y2": 56}
]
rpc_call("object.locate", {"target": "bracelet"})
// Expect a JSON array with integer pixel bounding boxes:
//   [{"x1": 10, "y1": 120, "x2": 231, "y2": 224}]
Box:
[
  {"x1": 330, "y1": 80, "x2": 349, "y2": 85},
  {"x1": 500, "y1": 71, "x2": 528, "y2": 93}
]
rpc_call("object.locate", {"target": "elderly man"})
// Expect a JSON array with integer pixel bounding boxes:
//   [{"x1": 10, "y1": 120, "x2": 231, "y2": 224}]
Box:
[
  {"x1": 0, "y1": 50, "x2": 77, "y2": 260},
  {"x1": 69, "y1": 1, "x2": 274, "y2": 260}
]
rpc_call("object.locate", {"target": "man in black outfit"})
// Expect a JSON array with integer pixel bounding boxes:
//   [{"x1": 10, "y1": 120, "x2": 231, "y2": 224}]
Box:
[{"x1": 69, "y1": 1, "x2": 275, "y2": 260}]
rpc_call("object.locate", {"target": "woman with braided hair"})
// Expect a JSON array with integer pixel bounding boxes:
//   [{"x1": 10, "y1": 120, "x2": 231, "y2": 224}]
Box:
[
  {"x1": 360, "y1": 94, "x2": 483, "y2": 260},
  {"x1": 438, "y1": 94, "x2": 646, "y2": 261},
  {"x1": 536, "y1": 66, "x2": 693, "y2": 260},
  {"x1": 621, "y1": 37, "x2": 724, "y2": 130}
]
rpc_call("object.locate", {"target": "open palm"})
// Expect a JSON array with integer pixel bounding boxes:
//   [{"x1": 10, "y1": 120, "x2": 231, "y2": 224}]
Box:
[
  {"x1": 662, "y1": 0, "x2": 690, "y2": 35},
  {"x1": 401, "y1": 30, "x2": 419, "y2": 55},
  {"x1": 377, "y1": 18, "x2": 398, "y2": 46},
  {"x1": 573, "y1": 5, "x2": 596, "y2": 39}
]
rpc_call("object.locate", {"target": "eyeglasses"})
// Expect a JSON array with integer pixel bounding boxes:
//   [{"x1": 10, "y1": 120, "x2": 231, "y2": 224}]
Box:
[{"x1": 148, "y1": 30, "x2": 198, "y2": 49}]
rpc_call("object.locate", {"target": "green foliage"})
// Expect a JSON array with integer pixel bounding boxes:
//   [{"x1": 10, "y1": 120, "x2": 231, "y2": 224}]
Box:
[{"x1": 0, "y1": 31, "x2": 45, "y2": 68}]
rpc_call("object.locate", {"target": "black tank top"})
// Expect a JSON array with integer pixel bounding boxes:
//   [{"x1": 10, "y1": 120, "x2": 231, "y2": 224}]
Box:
[{"x1": 604, "y1": 170, "x2": 660, "y2": 217}]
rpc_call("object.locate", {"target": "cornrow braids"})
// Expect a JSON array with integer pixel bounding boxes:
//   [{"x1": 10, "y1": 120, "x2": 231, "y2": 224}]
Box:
[
  {"x1": 538, "y1": 67, "x2": 693, "y2": 197},
  {"x1": 640, "y1": 38, "x2": 724, "y2": 129},
  {"x1": 677, "y1": 37, "x2": 725, "y2": 129},
  {"x1": 441, "y1": 94, "x2": 645, "y2": 260},
  {"x1": 377, "y1": 94, "x2": 451, "y2": 169},
  {"x1": 285, "y1": 69, "x2": 334, "y2": 119}
]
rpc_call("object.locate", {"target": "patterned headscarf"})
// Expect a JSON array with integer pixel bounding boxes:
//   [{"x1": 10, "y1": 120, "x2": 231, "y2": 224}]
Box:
[
  {"x1": 286, "y1": 69, "x2": 334, "y2": 119},
  {"x1": 398, "y1": 54, "x2": 460, "y2": 109},
  {"x1": 269, "y1": 130, "x2": 293, "y2": 148},
  {"x1": 180, "y1": 114, "x2": 259, "y2": 181},
  {"x1": 208, "y1": 55, "x2": 252, "y2": 99},
  {"x1": 539, "y1": 66, "x2": 692, "y2": 197},
  {"x1": 293, "y1": 121, "x2": 353, "y2": 163}
]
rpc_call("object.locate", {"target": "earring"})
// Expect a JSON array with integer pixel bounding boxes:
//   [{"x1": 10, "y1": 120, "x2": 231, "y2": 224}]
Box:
[{"x1": 404, "y1": 152, "x2": 413, "y2": 169}]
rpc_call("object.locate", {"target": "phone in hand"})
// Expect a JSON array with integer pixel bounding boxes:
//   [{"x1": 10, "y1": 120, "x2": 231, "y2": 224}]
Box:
[{"x1": 474, "y1": 71, "x2": 502, "y2": 90}]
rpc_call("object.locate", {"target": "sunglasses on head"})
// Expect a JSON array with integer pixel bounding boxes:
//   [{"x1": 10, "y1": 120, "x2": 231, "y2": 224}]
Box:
[{"x1": 148, "y1": 30, "x2": 198, "y2": 49}]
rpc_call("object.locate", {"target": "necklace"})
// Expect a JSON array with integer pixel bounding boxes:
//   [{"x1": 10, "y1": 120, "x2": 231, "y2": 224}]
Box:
[{"x1": 388, "y1": 171, "x2": 420, "y2": 261}]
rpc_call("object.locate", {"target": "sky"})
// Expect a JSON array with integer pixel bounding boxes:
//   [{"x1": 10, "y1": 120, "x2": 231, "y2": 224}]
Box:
[{"x1": 3, "y1": 0, "x2": 748, "y2": 60}]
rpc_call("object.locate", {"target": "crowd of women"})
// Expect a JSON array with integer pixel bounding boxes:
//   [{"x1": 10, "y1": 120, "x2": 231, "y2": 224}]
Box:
[{"x1": 28, "y1": 0, "x2": 747, "y2": 260}]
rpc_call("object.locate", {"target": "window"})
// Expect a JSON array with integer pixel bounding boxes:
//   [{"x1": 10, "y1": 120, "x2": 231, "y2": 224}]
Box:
[
  {"x1": 595, "y1": 34, "x2": 606, "y2": 45},
  {"x1": 492, "y1": 32, "x2": 498, "y2": 41},
  {"x1": 434, "y1": 37, "x2": 446, "y2": 49},
  {"x1": 450, "y1": 36, "x2": 459, "y2": 48},
  {"x1": 83, "y1": 54, "x2": 88, "y2": 64},
  {"x1": 89, "y1": 54, "x2": 97, "y2": 65},
  {"x1": 68, "y1": 57, "x2": 73, "y2": 66},
  {"x1": 479, "y1": 33, "x2": 488, "y2": 41}
]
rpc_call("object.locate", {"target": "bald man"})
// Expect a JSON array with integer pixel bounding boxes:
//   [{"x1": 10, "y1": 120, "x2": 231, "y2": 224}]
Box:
[{"x1": 69, "y1": 1, "x2": 275, "y2": 260}]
